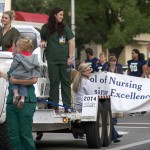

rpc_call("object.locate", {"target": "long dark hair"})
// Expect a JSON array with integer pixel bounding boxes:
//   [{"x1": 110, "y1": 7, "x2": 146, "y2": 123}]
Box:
[
  {"x1": 139, "y1": 53, "x2": 145, "y2": 61},
  {"x1": 47, "y1": 8, "x2": 65, "y2": 36}
]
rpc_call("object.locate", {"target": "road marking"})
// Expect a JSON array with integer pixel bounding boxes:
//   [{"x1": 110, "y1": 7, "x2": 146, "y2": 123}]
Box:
[
  {"x1": 118, "y1": 123, "x2": 150, "y2": 125},
  {"x1": 116, "y1": 126, "x2": 150, "y2": 129},
  {"x1": 118, "y1": 131, "x2": 129, "y2": 135},
  {"x1": 106, "y1": 139, "x2": 150, "y2": 150}
]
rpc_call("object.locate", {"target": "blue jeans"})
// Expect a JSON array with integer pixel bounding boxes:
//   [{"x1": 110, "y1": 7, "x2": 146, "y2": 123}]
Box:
[
  {"x1": 12, "y1": 84, "x2": 27, "y2": 96},
  {"x1": 111, "y1": 118, "x2": 119, "y2": 140}
]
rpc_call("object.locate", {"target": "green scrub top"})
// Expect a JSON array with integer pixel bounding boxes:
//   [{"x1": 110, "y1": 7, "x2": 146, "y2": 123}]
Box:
[
  {"x1": 40, "y1": 24, "x2": 74, "y2": 63},
  {"x1": 6, "y1": 68, "x2": 37, "y2": 104},
  {"x1": 0, "y1": 27, "x2": 20, "y2": 51}
]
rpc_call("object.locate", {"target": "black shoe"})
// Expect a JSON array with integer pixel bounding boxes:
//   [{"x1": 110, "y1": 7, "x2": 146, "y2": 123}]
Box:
[
  {"x1": 48, "y1": 105, "x2": 59, "y2": 112},
  {"x1": 47, "y1": 104, "x2": 54, "y2": 109},
  {"x1": 141, "y1": 111, "x2": 147, "y2": 116},
  {"x1": 113, "y1": 139, "x2": 120, "y2": 143},
  {"x1": 72, "y1": 132, "x2": 78, "y2": 139},
  {"x1": 36, "y1": 132, "x2": 43, "y2": 140},
  {"x1": 117, "y1": 134, "x2": 123, "y2": 138}
]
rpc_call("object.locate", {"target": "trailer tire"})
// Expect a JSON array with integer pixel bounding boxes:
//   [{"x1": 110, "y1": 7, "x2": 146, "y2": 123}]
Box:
[
  {"x1": 0, "y1": 121, "x2": 12, "y2": 150},
  {"x1": 102, "y1": 100, "x2": 112, "y2": 147},
  {"x1": 85, "y1": 102, "x2": 104, "y2": 148}
]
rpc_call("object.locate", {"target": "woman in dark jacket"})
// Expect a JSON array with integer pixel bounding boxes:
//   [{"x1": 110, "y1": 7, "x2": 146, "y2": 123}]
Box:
[
  {"x1": 104, "y1": 56, "x2": 123, "y2": 143},
  {"x1": 105, "y1": 56, "x2": 123, "y2": 74}
]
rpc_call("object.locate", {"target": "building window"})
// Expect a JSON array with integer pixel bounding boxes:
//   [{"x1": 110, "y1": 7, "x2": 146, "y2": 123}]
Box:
[{"x1": 0, "y1": 0, "x2": 4, "y2": 13}]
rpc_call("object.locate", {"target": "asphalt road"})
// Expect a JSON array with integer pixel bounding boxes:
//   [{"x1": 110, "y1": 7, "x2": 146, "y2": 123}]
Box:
[{"x1": 34, "y1": 112, "x2": 150, "y2": 150}]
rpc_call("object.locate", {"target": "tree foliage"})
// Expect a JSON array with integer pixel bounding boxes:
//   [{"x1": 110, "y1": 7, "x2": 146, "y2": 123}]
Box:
[
  {"x1": 106, "y1": 0, "x2": 150, "y2": 48},
  {"x1": 12, "y1": 0, "x2": 150, "y2": 57},
  {"x1": 12, "y1": 0, "x2": 50, "y2": 14}
]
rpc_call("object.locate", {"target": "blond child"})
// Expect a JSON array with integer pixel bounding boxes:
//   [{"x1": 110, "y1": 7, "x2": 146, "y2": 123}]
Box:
[{"x1": 11, "y1": 37, "x2": 41, "y2": 108}]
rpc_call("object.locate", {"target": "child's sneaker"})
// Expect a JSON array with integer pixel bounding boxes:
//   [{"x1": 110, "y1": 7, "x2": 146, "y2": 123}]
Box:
[
  {"x1": 17, "y1": 98, "x2": 25, "y2": 109},
  {"x1": 13, "y1": 94, "x2": 20, "y2": 106}
]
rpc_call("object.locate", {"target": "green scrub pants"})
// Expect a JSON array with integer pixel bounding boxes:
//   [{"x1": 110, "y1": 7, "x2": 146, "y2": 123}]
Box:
[
  {"x1": 6, "y1": 103, "x2": 36, "y2": 150},
  {"x1": 47, "y1": 62, "x2": 71, "y2": 107}
]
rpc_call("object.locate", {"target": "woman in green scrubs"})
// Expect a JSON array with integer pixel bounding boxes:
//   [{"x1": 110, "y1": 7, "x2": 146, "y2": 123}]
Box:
[
  {"x1": 0, "y1": 39, "x2": 37, "y2": 150},
  {"x1": 40, "y1": 8, "x2": 74, "y2": 111}
]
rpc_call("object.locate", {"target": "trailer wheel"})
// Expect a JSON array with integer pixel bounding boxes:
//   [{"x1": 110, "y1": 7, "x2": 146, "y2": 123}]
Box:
[
  {"x1": 85, "y1": 102, "x2": 104, "y2": 148},
  {"x1": 0, "y1": 121, "x2": 12, "y2": 150},
  {"x1": 102, "y1": 100, "x2": 112, "y2": 147}
]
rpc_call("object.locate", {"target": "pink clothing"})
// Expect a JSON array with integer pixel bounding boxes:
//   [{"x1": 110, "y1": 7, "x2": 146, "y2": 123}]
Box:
[{"x1": 20, "y1": 51, "x2": 31, "y2": 56}]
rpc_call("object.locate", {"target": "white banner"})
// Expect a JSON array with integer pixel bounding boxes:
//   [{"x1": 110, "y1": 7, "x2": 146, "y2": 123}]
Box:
[{"x1": 90, "y1": 72, "x2": 150, "y2": 113}]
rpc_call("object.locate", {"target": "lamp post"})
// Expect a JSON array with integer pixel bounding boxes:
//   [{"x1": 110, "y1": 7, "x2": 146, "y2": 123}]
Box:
[
  {"x1": 71, "y1": 0, "x2": 76, "y2": 68},
  {"x1": 71, "y1": 0, "x2": 75, "y2": 35}
]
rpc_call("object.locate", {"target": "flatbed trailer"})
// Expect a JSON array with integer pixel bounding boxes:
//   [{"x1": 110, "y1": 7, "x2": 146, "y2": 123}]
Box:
[
  {"x1": 0, "y1": 49, "x2": 112, "y2": 149},
  {"x1": 33, "y1": 96, "x2": 112, "y2": 148}
]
